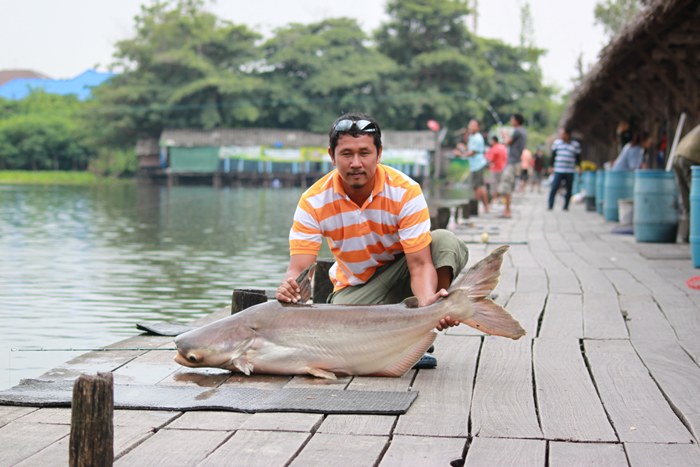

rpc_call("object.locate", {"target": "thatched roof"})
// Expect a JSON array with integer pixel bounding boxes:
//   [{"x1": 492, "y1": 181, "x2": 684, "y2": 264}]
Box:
[{"x1": 561, "y1": 0, "x2": 700, "y2": 150}]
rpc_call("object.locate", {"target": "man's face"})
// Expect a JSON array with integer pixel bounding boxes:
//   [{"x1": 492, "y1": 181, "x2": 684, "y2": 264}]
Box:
[
  {"x1": 468, "y1": 120, "x2": 479, "y2": 134},
  {"x1": 330, "y1": 134, "x2": 381, "y2": 190}
]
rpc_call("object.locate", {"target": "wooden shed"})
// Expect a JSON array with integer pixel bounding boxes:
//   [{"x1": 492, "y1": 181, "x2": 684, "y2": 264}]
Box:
[{"x1": 560, "y1": 0, "x2": 700, "y2": 165}]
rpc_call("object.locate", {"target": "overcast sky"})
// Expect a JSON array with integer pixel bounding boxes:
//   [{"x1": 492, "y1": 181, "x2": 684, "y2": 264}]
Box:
[{"x1": 0, "y1": 0, "x2": 610, "y2": 93}]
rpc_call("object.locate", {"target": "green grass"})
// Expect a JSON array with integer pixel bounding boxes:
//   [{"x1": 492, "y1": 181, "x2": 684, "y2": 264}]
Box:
[{"x1": 0, "y1": 171, "x2": 129, "y2": 185}]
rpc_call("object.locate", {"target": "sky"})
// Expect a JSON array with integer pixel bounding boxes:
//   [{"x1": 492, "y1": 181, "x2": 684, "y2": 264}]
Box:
[{"x1": 0, "y1": 0, "x2": 610, "y2": 93}]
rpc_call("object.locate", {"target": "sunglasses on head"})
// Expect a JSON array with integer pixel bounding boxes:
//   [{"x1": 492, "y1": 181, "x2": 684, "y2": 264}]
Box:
[{"x1": 333, "y1": 119, "x2": 377, "y2": 133}]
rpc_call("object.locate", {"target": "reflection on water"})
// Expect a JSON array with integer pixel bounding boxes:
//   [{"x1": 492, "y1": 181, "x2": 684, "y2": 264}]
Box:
[{"x1": 0, "y1": 183, "x2": 307, "y2": 390}]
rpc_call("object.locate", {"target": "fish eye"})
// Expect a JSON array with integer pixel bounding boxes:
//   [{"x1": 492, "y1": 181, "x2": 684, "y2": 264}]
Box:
[{"x1": 188, "y1": 354, "x2": 198, "y2": 363}]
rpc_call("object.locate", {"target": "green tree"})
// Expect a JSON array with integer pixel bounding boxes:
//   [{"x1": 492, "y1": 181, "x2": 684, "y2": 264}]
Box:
[{"x1": 594, "y1": 0, "x2": 649, "y2": 39}]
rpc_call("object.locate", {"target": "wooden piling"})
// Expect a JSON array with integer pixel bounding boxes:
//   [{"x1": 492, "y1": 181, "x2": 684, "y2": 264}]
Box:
[
  {"x1": 69, "y1": 372, "x2": 114, "y2": 467},
  {"x1": 231, "y1": 288, "x2": 268, "y2": 314}
]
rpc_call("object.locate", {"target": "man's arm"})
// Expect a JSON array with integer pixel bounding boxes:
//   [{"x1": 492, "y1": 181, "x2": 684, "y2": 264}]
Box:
[
  {"x1": 277, "y1": 254, "x2": 317, "y2": 303},
  {"x1": 405, "y1": 246, "x2": 458, "y2": 330}
]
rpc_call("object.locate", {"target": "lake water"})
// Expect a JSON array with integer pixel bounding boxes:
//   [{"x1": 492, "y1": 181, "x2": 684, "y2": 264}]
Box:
[{"x1": 0, "y1": 183, "x2": 309, "y2": 390}]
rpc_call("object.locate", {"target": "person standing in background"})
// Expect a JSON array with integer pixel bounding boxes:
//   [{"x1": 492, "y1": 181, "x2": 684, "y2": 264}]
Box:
[
  {"x1": 518, "y1": 147, "x2": 533, "y2": 192},
  {"x1": 611, "y1": 132, "x2": 651, "y2": 171},
  {"x1": 454, "y1": 119, "x2": 489, "y2": 214},
  {"x1": 671, "y1": 124, "x2": 700, "y2": 242},
  {"x1": 485, "y1": 135, "x2": 507, "y2": 201},
  {"x1": 547, "y1": 127, "x2": 581, "y2": 211},
  {"x1": 531, "y1": 148, "x2": 545, "y2": 193},
  {"x1": 498, "y1": 113, "x2": 528, "y2": 218}
]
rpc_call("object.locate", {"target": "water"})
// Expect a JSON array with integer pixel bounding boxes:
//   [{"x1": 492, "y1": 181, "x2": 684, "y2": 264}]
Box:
[{"x1": 0, "y1": 183, "x2": 308, "y2": 390}]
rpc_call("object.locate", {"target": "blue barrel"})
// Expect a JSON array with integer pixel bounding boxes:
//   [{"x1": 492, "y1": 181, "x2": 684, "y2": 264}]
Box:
[
  {"x1": 690, "y1": 167, "x2": 700, "y2": 267},
  {"x1": 583, "y1": 171, "x2": 597, "y2": 211},
  {"x1": 633, "y1": 170, "x2": 678, "y2": 242},
  {"x1": 572, "y1": 172, "x2": 582, "y2": 194},
  {"x1": 603, "y1": 171, "x2": 635, "y2": 221},
  {"x1": 596, "y1": 169, "x2": 605, "y2": 214}
]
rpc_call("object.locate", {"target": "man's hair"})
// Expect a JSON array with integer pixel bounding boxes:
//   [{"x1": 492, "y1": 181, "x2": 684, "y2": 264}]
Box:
[
  {"x1": 511, "y1": 113, "x2": 525, "y2": 125},
  {"x1": 329, "y1": 111, "x2": 382, "y2": 155},
  {"x1": 491, "y1": 135, "x2": 499, "y2": 143}
]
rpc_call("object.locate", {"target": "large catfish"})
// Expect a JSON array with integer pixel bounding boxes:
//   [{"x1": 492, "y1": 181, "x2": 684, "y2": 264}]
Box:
[{"x1": 174, "y1": 245, "x2": 525, "y2": 379}]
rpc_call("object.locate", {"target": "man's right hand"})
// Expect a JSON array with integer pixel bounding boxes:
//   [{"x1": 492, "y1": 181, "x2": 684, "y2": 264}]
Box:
[{"x1": 276, "y1": 277, "x2": 302, "y2": 303}]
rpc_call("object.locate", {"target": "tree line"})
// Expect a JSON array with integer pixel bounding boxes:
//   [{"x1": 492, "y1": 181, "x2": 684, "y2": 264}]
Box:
[{"x1": 1, "y1": 0, "x2": 563, "y2": 174}]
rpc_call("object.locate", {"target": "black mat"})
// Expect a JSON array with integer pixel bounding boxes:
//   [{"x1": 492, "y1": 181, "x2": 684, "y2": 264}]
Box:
[{"x1": 0, "y1": 379, "x2": 418, "y2": 415}]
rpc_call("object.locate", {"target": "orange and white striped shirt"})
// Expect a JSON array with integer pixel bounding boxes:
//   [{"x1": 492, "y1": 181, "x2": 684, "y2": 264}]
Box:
[{"x1": 289, "y1": 164, "x2": 432, "y2": 290}]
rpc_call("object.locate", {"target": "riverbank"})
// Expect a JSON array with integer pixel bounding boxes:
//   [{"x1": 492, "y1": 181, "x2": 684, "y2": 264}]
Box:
[{"x1": 0, "y1": 170, "x2": 127, "y2": 185}]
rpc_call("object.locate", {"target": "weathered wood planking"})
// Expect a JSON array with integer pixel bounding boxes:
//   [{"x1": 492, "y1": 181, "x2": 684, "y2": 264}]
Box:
[
  {"x1": 516, "y1": 266, "x2": 548, "y2": 293},
  {"x1": 583, "y1": 293, "x2": 629, "y2": 339},
  {"x1": 0, "y1": 421, "x2": 69, "y2": 466},
  {"x1": 621, "y1": 294, "x2": 700, "y2": 441},
  {"x1": 0, "y1": 406, "x2": 36, "y2": 427},
  {"x1": 603, "y1": 269, "x2": 650, "y2": 295},
  {"x1": 166, "y1": 411, "x2": 252, "y2": 431},
  {"x1": 380, "y1": 435, "x2": 466, "y2": 467},
  {"x1": 533, "y1": 338, "x2": 616, "y2": 441},
  {"x1": 239, "y1": 412, "x2": 323, "y2": 433},
  {"x1": 555, "y1": 251, "x2": 617, "y2": 295},
  {"x1": 289, "y1": 433, "x2": 388, "y2": 466},
  {"x1": 584, "y1": 339, "x2": 693, "y2": 443},
  {"x1": 546, "y1": 267, "x2": 582, "y2": 295},
  {"x1": 654, "y1": 293, "x2": 700, "y2": 364},
  {"x1": 114, "y1": 429, "x2": 231, "y2": 466},
  {"x1": 159, "y1": 367, "x2": 232, "y2": 388},
  {"x1": 465, "y1": 437, "x2": 545, "y2": 466},
  {"x1": 614, "y1": 257, "x2": 685, "y2": 295},
  {"x1": 471, "y1": 338, "x2": 542, "y2": 438},
  {"x1": 504, "y1": 292, "x2": 546, "y2": 337},
  {"x1": 548, "y1": 441, "x2": 628, "y2": 466},
  {"x1": 539, "y1": 293, "x2": 583, "y2": 339},
  {"x1": 199, "y1": 430, "x2": 310, "y2": 466},
  {"x1": 394, "y1": 335, "x2": 479, "y2": 437},
  {"x1": 625, "y1": 442, "x2": 700, "y2": 467},
  {"x1": 507, "y1": 245, "x2": 539, "y2": 268}
]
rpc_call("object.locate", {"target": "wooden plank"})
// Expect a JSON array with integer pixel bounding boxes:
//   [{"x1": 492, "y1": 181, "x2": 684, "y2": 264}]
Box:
[
  {"x1": 290, "y1": 433, "x2": 388, "y2": 466},
  {"x1": 0, "y1": 422, "x2": 69, "y2": 466},
  {"x1": 584, "y1": 339, "x2": 693, "y2": 443},
  {"x1": 158, "y1": 367, "x2": 232, "y2": 387},
  {"x1": 625, "y1": 442, "x2": 700, "y2": 467},
  {"x1": 555, "y1": 251, "x2": 617, "y2": 295},
  {"x1": 546, "y1": 267, "x2": 582, "y2": 294},
  {"x1": 380, "y1": 435, "x2": 466, "y2": 467},
  {"x1": 539, "y1": 294, "x2": 583, "y2": 339},
  {"x1": 516, "y1": 267, "x2": 548, "y2": 293},
  {"x1": 114, "y1": 429, "x2": 231, "y2": 466},
  {"x1": 239, "y1": 412, "x2": 323, "y2": 433},
  {"x1": 5, "y1": 407, "x2": 68, "y2": 425},
  {"x1": 505, "y1": 292, "x2": 546, "y2": 337},
  {"x1": 167, "y1": 411, "x2": 252, "y2": 431},
  {"x1": 603, "y1": 269, "x2": 650, "y2": 295},
  {"x1": 621, "y1": 294, "x2": 700, "y2": 441},
  {"x1": 318, "y1": 414, "x2": 396, "y2": 436},
  {"x1": 655, "y1": 293, "x2": 700, "y2": 364},
  {"x1": 465, "y1": 437, "x2": 545, "y2": 466},
  {"x1": 583, "y1": 293, "x2": 629, "y2": 339},
  {"x1": 200, "y1": 430, "x2": 310, "y2": 467},
  {"x1": 0, "y1": 406, "x2": 36, "y2": 427},
  {"x1": 534, "y1": 338, "x2": 616, "y2": 441},
  {"x1": 394, "y1": 335, "x2": 480, "y2": 437},
  {"x1": 548, "y1": 441, "x2": 627, "y2": 466},
  {"x1": 471, "y1": 338, "x2": 542, "y2": 438}
]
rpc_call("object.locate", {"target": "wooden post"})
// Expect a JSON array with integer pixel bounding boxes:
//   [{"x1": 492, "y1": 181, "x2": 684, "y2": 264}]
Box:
[
  {"x1": 231, "y1": 288, "x2": 268, "y2": 314},
  {"x1": 313, "y1": 260, "x2": 334, "y2": 304},
  {"x1": 69, "y1": 372, "x2": 114, "y2": 467}
]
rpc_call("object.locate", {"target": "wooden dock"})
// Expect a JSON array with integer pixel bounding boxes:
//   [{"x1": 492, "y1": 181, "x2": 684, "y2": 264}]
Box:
[{"x1": 2, "y1": 191, "x2": 700, "y2": 466}]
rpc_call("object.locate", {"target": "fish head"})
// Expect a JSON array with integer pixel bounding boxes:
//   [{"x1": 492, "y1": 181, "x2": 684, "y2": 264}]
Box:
[{"x1": 173, "y1": 316, "x2": 255, "y2": 369}]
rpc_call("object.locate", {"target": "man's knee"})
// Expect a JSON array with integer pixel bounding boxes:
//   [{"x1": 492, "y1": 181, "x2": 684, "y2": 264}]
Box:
[{"x1": 430, "y1": 229, "x2": 469, "y2": 274}]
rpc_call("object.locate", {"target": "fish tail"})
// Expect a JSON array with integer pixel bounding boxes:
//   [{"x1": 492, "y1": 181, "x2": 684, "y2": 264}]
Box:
[{"x1": 448, "y1": 246, "x2": 525, "y2": 340}]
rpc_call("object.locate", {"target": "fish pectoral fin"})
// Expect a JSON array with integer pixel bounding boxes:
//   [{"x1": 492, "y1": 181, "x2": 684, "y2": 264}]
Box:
[
  {"x1": 294, "y1": 263, "x2": 316, "y2": 304},
  {"x1": 232, "y1": 356, "x2": 254, "y2": 375},
  {"x1": 371, "y1": 332, "x2": 437, "y2": 377},
  {"x1": 401, "y1": 296, "x2": 420, "y2": 308},
  {"x1": 305, "y1": 367, "x2": 337, "y2": 380}
]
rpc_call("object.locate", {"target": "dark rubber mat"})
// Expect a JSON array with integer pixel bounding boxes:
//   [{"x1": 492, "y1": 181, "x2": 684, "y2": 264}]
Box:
[{"x1": 0, "y1": 379, "x2": 418, "y2": 415}]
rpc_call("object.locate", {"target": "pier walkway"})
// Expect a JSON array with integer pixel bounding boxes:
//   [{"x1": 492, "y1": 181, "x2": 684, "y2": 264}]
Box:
[{"x1": 2, "y1": 191, "x2": 700, "y2": 466}]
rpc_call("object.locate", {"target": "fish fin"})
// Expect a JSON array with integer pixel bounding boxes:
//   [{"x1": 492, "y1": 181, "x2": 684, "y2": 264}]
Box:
[
  {"x1": 295, "y1": 263, "x2": 316, "y2": 304},
  {"x1": 306, "y1": 367, "x2": 337, "y2": 380},
  {"x1": 462, "y1": 297, "x2": 526, "y2": 340},
  {"x1": 232, "y1": 356, "x2": 254, "y2": 375},
  {"x1": 401, "y1": 296, "x2": 420, "y2": 308},
  {"x1": 450, "y1": 245, "x2": 509, "y2": 298},
  {"x1": 371, "y1": 332, "x2": 437, "y2": 377}
]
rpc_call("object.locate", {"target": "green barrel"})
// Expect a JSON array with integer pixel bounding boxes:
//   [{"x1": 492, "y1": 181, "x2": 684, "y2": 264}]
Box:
[
  {"x1": 633, "y1": 170, "x2": 678, "y2": 242},
  {"x1": 603, "y1": 170, "x2": 635, "y2": 221},
  {"x1": 596, "y1": 169, "x2": 605, "y2": 214}
]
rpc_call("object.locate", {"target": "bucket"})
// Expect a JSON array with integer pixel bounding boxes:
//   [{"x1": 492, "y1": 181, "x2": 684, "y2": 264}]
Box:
[
  {"x1": 618, "y1": 199, "x2": 634, "y2": 226},
  {"x1": 690, "y1": 167, "x2": 700, "y2": 266},
  {"x1": 596, "y1": 169, "x2": 605, "y2": 214},
  {"x1": 633, "y1": 169, "x2": 678, "y2": 243},
  {"x1": 603, "y1": 171, "x2": 635, "y2": 221},
  {"x1": 583, "y1": 171, "x2": 597, "y2": 211}
]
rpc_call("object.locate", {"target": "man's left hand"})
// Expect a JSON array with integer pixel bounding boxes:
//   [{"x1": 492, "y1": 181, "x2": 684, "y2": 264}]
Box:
[{"x1": 418, "y1": 289, "x2": 461, "y2": 331}]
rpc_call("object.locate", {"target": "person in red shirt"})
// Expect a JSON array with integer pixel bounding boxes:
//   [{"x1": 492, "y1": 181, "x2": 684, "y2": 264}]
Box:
[{"x1": 485, "y1": 135, "x2": 507, "y2": 201}]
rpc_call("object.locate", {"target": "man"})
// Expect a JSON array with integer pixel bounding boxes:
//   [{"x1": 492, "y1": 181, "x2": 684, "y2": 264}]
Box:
[
  {"x1": 454, "y1": 119, "x2": 489, "y2": 213},
  {"x1": 485, "y1": 135, "x2": 507, "y2": 200},
  {"x1": 672, "y1": 124, "x2": 700, "y2": 242},
  {"x1": 547, "y1": 127, "x2": 581, "y2": 211},
  {"x1": 498, "y1": 113, "x2": 528, "y2": 218},
  {"x1": 276, "y1": 112, "x2": 469, "y2": 368}
]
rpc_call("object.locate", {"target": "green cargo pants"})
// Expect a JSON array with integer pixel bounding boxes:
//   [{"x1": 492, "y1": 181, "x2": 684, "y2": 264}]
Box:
[{"x1": 328, "y1": 229, "x2": 469, "y2": 305}]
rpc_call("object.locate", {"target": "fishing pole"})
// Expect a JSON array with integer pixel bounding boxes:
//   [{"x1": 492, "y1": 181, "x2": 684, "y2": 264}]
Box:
[{"x1": 11, "y1": 347, "x2": 177, "y2": 352}]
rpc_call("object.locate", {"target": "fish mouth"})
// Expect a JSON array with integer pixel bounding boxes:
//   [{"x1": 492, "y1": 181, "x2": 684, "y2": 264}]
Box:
[{"x1": 174, "y1": 349, "x2": 204, "y2": 367}]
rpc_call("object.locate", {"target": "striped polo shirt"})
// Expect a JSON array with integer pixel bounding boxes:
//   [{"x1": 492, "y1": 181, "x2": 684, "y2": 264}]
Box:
[
  {"x1": 551, "y1": 138, "x2": 581, "y2": 173},
  {"x1": 289, "y1": 164, "x2": 432, "y2": 290}
]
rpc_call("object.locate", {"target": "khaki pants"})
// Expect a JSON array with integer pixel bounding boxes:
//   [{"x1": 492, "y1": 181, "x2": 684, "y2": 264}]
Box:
[{"x1": 328, "y1": 229, "x2": 469, "y2": 305}]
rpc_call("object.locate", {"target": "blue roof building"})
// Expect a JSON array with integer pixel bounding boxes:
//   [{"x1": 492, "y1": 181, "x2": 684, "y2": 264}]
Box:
[{"x1": 0, "y1": 69, "x2": 114, "y2": 100}]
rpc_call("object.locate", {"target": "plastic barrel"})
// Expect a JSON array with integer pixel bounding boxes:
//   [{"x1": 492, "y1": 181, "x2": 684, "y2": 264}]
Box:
[
  {"x1": 603, "y1": 170, "x2": 635, "y2": 221},
  {"x1": 690, "y1": 167, "x2": 700, "y2": 267},
  {"x1": 572, "y1": 172, "x2": 582, "y2": 194},
  {"x1": 633, "y1": 170, "x2": 678, "y2": 243},
  {"x1": 583, "y1": 171, "x2": 597, "y2": 211},
  {"x1": 596, "y1": 169, "x2": 605, "y2": 214}
]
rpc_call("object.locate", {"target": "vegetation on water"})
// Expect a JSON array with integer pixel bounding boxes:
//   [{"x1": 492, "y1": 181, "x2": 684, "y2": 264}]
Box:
[
  {"x1": 3, "y1": 0, "x2": 646, "y2": 175},
  {"x1": 0, "y1": 171, "x2": 126, "y2": 185}
]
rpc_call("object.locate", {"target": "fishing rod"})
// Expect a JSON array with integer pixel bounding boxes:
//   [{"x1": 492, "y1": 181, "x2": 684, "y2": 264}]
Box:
[{"x1": 11, "y1": 347, "x2": 177, "y2": 352}]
